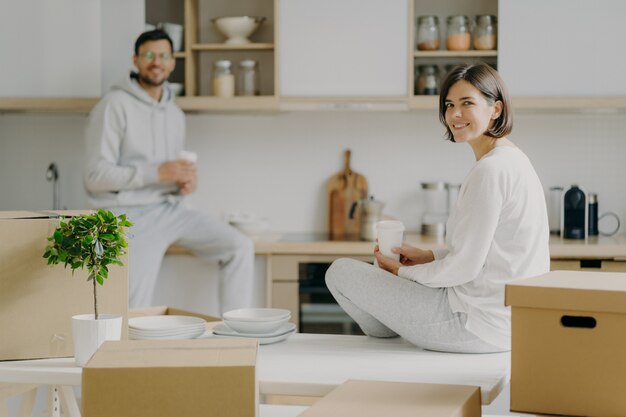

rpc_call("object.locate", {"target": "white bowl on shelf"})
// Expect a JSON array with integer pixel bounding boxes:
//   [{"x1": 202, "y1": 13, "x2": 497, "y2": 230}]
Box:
[
  {"x1": 223, "y1": 308, "x2": 291, "y2": 322},
  {"x1": 211, "y1": 16, "x2": 266, "y2": 45},
  {"x1": 228, "y1": 212, "x2": 269, "y2": 237}
]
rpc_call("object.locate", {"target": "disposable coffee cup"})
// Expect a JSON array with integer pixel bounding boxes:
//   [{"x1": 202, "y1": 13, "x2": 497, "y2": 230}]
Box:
[
  {"x1": 178, "y1": 150, "x2": 197, "y2": 163},
  {"x1": 376, "y1": 220, "x2": 405, "y2": 261}
]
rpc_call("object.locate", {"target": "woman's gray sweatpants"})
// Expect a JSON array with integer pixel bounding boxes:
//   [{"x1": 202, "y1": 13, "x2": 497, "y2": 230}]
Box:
[
  {"x1": 325, "y1": 258, "x2": 504, "y2": 353},
  {"x1": 114, "y1": 201, "x2": 255, "y2": 313}
]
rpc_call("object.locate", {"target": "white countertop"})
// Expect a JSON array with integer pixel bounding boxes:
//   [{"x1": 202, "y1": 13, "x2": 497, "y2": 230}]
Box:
[{"x1": 0, "y1": 333, "x2": 509, "y2": 406}]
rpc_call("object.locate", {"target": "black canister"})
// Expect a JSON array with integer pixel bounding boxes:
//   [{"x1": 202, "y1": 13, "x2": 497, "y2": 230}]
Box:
[
  {"x1": 563, "y1": 185, "x2": 586, "y2": 239},
  {"x1": 588, "y1": 193, "x2": 598, "y2": 236}
]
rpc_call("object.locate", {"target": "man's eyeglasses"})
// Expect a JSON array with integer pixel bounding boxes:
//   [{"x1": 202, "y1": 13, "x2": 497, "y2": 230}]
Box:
[{"x1": 139, "y1": 51, "x2": 173, "y2": 62}]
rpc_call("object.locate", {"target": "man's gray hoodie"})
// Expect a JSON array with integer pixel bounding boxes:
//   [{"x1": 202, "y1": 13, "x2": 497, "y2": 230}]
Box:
[{"x1": 84, "y1": 74, "x2": 185, "y2": 208}]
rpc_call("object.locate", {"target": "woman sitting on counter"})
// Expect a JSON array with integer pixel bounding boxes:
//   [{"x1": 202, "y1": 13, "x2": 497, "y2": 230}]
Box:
[{"x1": 326, "y1": 63, "x2": 550, "y2": 353}]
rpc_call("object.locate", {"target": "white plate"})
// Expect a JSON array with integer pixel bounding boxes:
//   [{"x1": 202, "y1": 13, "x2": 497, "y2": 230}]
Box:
[
  {"x1": 211, "y1": 327, "x2": 296, "y2": 345},
  {"x1": 213, "y1": 322, "x2": 296, "y2": 338},
  {"x1": 129, "y1": 327, "x2": 206, "y2": 340},
  {"x1": 129, "y1": 315, "x2": 206, "y2": 331},
  {"x1": 128, "y1": 324, "x2": 206, "y2": 336}
]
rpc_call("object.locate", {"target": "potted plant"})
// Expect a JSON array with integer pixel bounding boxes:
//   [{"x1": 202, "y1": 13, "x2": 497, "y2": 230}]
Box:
[{"x1": 43, "y1": 209, "x2": 133, "y2": 366}]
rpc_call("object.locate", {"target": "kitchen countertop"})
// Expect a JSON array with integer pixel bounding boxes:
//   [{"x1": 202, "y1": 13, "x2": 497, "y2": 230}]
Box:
[
  {"x1": 168, "y1": 233, "x2": 626, "y2": 260},
  {"x1": 251, "y1": 233, "x2": 626, "y2": 260}
]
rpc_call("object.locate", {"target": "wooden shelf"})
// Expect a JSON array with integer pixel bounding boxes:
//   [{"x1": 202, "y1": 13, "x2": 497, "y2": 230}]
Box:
[
  {"x1": 4, "y1": 96, "x2": 626, "y2": 113},
  {"x1": 413, "y1": 50, "x2": 498, "y2": 58},
  {"x1": 0, "y1": 98, "x2": 99, "y2": 112},
  {"x1": 173, "y1": 51, "x2": 186, "y2": 59},
  {"x1": 409, "y1": 95, "x2": 626, "y2": 110},
  {"x1": 191, "y1": 43, "x2": 275, "y2": 51},
  {"x1": 511, "y1": 96, "x2": 626, "y2": 110},
  {"x1": 176, "y1": 96, "x2": 279, "y2": 111}
]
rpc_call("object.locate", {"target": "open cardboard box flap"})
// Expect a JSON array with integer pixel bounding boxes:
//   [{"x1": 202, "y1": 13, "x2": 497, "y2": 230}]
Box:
[
  {"x1": 0, "y1": 210, "x2": 93, "y2": 220},
  {"x1": 129, "y1": 306, "x2": 220, "y2": 323}
]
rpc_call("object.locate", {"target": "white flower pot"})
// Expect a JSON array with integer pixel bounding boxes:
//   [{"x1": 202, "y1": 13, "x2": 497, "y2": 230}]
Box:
[{"x1": 71, "y1": 314, "x2": 122, "y2": 367}]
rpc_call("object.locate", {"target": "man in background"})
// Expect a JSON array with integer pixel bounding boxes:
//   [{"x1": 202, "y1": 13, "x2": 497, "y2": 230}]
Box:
[{"x1": 84, "y1": 29, "x2": 255, "y2": 313}]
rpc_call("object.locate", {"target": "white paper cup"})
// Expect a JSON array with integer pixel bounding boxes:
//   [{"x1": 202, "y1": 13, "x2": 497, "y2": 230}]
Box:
[
  {"x1": 178, "y1": 150, "x2": 198, "y2": 163},
  {"x1": 376, "y1": 220, "x2": 405, "y2": 261}
]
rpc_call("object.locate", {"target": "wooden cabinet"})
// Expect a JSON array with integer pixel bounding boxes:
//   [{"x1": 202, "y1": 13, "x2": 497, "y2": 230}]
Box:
[
  {"x1": 498, "y1": 0, "x2": 626, "y2": 96},
  {"x1": 3, "y1": 0, "x2": 626, "y2": 112},
  {"x1": 1, "y1": 0, "x2": 143, "y2": 98},
  {"x1": 278, "y1": 0, "x2": 409, "y2": 98}
]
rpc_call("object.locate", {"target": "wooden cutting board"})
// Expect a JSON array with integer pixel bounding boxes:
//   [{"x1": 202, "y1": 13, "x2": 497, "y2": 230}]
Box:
[{"x1": 327, "y1": 150, "x2": 368, "y2": 240}]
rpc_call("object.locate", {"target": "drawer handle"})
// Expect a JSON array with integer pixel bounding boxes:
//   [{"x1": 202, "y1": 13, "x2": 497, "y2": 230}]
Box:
[{"x1": 560, "y1": 315, "x2": 596, "y2": 329}]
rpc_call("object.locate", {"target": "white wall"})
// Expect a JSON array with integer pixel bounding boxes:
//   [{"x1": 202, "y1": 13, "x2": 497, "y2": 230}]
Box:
[{"x1": 1, "y1": 109, "x2": 625, "y2": 234}]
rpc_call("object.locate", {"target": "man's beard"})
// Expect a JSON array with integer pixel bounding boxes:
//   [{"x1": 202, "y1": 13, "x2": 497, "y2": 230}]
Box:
[{"x1": 137, "y1": 72, "x2": 166, "y2": 87}]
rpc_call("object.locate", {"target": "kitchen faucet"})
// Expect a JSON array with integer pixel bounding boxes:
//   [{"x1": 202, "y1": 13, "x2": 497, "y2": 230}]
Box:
[{"x1": 45, "y1": 162, "x2": 60, "y2": 210}]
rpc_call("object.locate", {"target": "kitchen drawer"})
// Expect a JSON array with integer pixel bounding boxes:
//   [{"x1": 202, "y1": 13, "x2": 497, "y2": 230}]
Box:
[
  {"x1": 551, "y1": 259, "x2": 626, "y2": 272},
  {"x1": 271, "y1": 281, "x2": 299, "y2": 328}
]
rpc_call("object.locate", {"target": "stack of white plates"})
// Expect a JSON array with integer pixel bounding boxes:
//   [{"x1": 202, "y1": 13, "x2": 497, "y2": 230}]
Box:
[
  {"x1": 129, "y1": 315, "x2": 207, "y2": 340},
  {"x1": 214, "y1": 308, "x2": 296, "y2": 345}
]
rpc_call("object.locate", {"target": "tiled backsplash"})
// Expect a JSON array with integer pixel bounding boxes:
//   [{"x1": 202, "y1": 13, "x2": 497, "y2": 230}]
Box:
[{"x1": 1, "y1": 110, "x2": 624, "y2": 234}]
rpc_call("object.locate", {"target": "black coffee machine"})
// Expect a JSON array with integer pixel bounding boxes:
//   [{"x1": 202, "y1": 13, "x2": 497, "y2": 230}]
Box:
[{"x1": 562, "y1": 185, "x2": 587, "y2": 240}]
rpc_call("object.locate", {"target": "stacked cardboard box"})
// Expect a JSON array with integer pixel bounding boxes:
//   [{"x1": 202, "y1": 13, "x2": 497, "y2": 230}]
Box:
[
  {"x1": 0, "y1": 211, "x2": 128, "y2": 361},
  {"x1": 506, "y1": 270, "x2": 626, "y2": 417},
  {"x1": 82, "y1": 339, "x2": 258, "y2": 417}
]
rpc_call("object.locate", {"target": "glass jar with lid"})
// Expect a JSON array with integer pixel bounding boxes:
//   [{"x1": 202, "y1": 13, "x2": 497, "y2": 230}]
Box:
[
  {"x1": 446, "y1": 15, "x2": 470, "y2": 51},
  {"x1": 416, "y1": 15, "x2": 440, "y2": 51},
  {"x1": 237, "y1": 59, "x2": 260, "y2": 96},
  {"x1": 415, "y1": 65, "x2": 440, "y2": 95},
  {"x1": 473, "y1": 15, "x2": 497, "y2": 50},
  {"x1": 211, "y1": 60, "x2": 235, "y2": 97}
]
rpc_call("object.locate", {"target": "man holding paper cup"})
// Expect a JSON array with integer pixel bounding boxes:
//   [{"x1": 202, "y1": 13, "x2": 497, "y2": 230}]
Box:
[
  {"x1": 326, "y1": 63, "x2": 549, "y2": 354},
  {"x1": 84, "y1": 29, "x2": 255, "y2": 313}
]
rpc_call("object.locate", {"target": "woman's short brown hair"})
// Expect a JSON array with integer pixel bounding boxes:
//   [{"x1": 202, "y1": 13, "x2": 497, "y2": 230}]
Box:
[{"x1": 439, "y1": 63, "x2": 513, "y2": 142}]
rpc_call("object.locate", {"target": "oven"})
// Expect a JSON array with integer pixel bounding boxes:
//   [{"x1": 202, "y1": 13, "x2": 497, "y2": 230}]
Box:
[{"x1": 298, "y1": 262, "x2": 364, "y2": 335}]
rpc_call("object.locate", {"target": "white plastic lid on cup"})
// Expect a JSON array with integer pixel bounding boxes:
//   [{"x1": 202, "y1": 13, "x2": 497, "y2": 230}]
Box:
[
  {"x1": 178, "y1": 150, "x2": 198, "y2": 163},
  {"x1": 376, "y1": 220, "x2": 405, "y2": 261}
]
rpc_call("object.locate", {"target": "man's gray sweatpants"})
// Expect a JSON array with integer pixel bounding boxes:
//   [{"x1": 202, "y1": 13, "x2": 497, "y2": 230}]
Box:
[
  {"x1": 115, "y1": 201, "x2": 255, "y2": 313},
  {"x1": 325, "y1": 258, "x2": 504, "y2": 353}
]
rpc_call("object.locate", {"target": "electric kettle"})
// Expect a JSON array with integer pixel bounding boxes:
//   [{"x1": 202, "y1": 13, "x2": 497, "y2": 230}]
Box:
[{"x1": 349, "y1": 196, "x2": 385, "y2": 241}]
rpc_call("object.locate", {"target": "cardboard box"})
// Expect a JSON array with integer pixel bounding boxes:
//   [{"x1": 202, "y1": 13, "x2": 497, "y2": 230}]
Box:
[
  {"x1": 299, "y1": 380, "x2": 481, "y2": 417},
  {"x1": 129, "y1": 305, "x2": 219, "y2": 323},
  {"x1": 82, "y1": 339, "x2": 258, "y2": 417},
  {"x1": 506, "y1": 270, "x2": 626, "y2": 417},
  {"x1": 0, "y1": 211, "x2": 128, "y2": 361}
]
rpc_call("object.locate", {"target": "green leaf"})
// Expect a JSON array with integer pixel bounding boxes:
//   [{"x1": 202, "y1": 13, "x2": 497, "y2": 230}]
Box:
[
  {"x1": 53, "y1": 231, "x2": 63, "y2": 243},
  {"x1": 96, "y1": 274, "x2": 104, "y2": 285}
]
